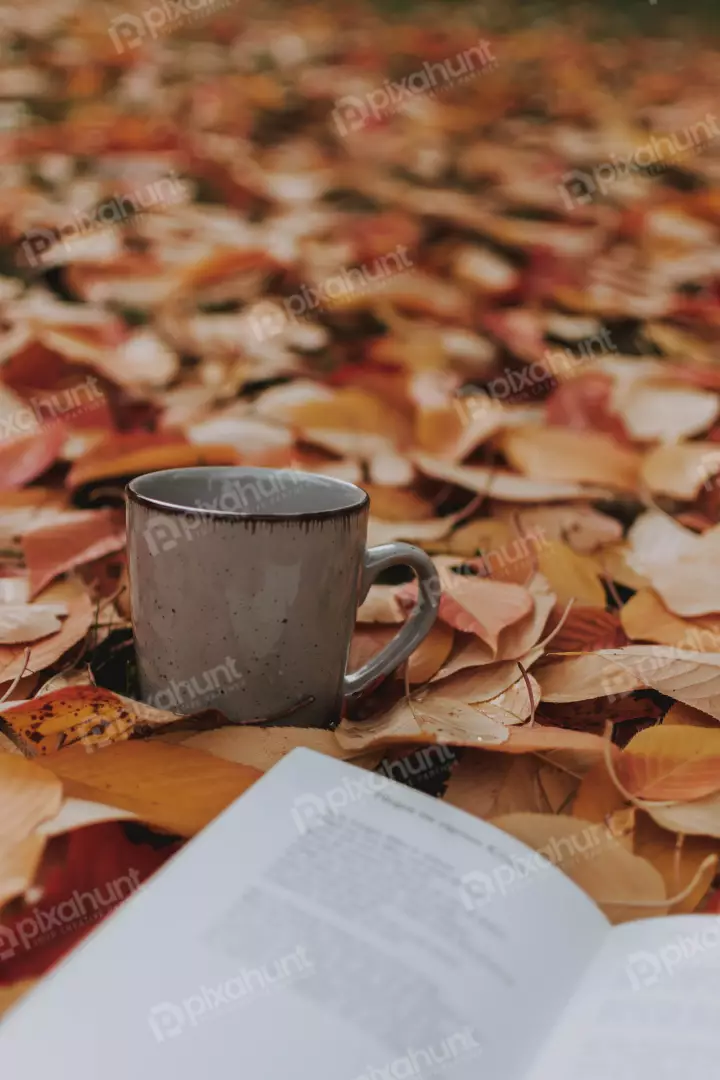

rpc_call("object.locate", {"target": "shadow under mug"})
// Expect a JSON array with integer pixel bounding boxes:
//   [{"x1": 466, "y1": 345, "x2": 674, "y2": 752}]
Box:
[{"x1": 126, "y1": 466, "x2": 441, "y2": 728}]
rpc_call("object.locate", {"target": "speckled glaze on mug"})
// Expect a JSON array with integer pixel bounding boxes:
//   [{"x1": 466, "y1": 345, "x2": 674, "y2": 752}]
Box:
[{"x1": 126, "y1": 467, "x2": 440, "y2": 728}]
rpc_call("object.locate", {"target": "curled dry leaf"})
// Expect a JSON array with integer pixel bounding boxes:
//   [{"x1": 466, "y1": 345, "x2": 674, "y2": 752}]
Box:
[{"x1": 491, "y1": 813, "x2": 667, "y2": 923}]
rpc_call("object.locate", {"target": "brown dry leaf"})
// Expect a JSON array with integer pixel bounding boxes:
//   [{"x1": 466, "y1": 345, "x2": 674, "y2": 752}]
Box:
[
  {"x1": 617, "y1": 725, "x2": 720, "y2": 801},
  {"x1": 572, "y1": 761, "x2": 629, "y2": 823},
  {"x1": 39, "y1": 741, "x2": 262, "y2": 837},
  {"x1": 444, "y1": 754, "x2": 579, "y2": 819},
  {"x1": 538, "y1": 646, "x2": 720, "y2": 718},
  {"x1": 621, "y1": 588, "x2": 720, "y2": 651},
  {"x1": 536, "y1": 540, "x2": 606, "y2": 608},
  {"x1": 491, "y1": 813, "x2": 667, "y2": 922},
  {"x1": 413, "y1": 453, "x2": 611, "y2": 501},
  {"x1": 633, "y1": 814, "x2": 718, "y2": 914},
  {"x1": 0, "y1": 578, "x2": 94, "y2": 686},
  {"x1": 501, "y1": 427, "x2": 640, "y2": 493},
  {"x1": 641, "y1": 442, "x2": 720, "y2": 500}
]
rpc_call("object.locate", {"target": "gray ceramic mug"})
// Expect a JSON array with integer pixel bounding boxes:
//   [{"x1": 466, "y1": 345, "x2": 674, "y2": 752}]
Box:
[{"x1": 126, "y1": 466, "x2": 440, "y2": 728}]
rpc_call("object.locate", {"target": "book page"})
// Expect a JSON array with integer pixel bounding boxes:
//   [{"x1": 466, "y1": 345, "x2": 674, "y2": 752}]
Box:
[
  {"x1": 0, "y1": 748, "x2": 608, "y2": 1080},
  {"x1": 527, "y1": 913, "x2": 720, "y2": 1079}
]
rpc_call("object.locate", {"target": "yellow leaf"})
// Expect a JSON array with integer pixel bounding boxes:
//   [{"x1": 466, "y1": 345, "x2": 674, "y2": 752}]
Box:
[{"x1": 537, "y1": 541, "x2": 606, "y2": 607}]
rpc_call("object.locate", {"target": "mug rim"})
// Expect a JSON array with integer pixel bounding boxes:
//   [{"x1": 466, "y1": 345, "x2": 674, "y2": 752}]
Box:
[{"x1": 126, "y1": 466, "x2": 370, "y2": 521}]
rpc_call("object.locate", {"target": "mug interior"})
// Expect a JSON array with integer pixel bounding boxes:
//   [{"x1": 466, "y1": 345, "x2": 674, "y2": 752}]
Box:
[{"x1": 127, "y1": 466, "x2": 369, "y2": 518}]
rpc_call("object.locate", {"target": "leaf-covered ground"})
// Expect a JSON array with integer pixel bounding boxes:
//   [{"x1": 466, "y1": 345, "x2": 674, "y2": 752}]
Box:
[{"x1": 3, "y1": 0, "x2": 720, "y2": 1018}]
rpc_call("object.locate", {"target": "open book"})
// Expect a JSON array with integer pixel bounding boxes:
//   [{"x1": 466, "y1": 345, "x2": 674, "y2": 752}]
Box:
[{"x1": 1, "y1": 748, "x2": 719, "y2": 1079}]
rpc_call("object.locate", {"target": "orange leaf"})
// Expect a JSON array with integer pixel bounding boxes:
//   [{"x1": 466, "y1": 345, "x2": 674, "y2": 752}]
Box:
[
  {"x1": 22, "y1": 509, "x2": 126, "y2": 598},
  {"x1": 0, "y1": 425, "x2": 67, "y2": 490},
  {"x1": 40, "y1": 741, "x2": 262, "y2": 837},
  {"x1": 617, "y1": 726, "x2": 720, "y2": 801}
]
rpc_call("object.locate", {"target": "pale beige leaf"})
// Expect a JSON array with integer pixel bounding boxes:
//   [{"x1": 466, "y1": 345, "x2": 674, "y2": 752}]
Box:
[
  {"x1": 413, "y1": 453, "x2": 612, "y2": 501},
  {"x1": 646, "y1": 791, "x2": 720, "y2": 840},
  {"x1": 540, "y1": 645, "x2": 720, "y2": 719},
  {"x1": 626, "y1": 512, "x2": 720, "y2": 616},
  {"x1": 183, "y1": 726, "x2": 353, "y2": 771},
  {"x1": 501, "y1": 427, "x2": 640, "y2": 492},
  {"x1": 0, "y1": 604, "x2": 66, "y2": 645},
  {"x1": 37, "y1": 798, "x2": 137, "y2": 837},
  {"x1": 641, "y1": 442, "x2": 720, "y2": 499},
  {"x1": 367, "y1": 516, "x2": 455, "y2": 547},
  {"x1": 618, "y1": 381, "x2": 719, "y2": 444},
  {"x1": 356, "y1": 585, "x2": 405, "y2": 624}
]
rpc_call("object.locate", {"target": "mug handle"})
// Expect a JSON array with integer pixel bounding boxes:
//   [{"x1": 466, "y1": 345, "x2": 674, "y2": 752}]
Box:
[{"x1": 343, "y1": 542, "x2": 441, "y2": 698}]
